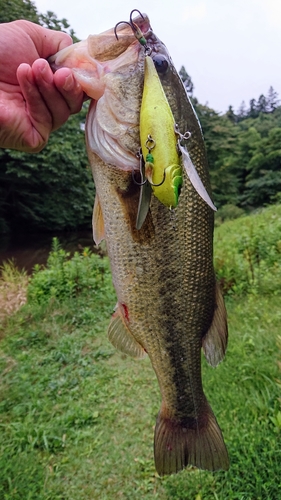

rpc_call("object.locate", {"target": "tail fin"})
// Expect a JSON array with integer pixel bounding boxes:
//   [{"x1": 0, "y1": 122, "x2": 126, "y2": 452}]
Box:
[{"x1": 154, "y1": 401, "x2": 229, "y2": 476}]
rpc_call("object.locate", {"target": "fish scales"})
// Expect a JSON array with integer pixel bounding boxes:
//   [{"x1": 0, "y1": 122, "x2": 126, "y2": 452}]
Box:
[
  {"x1": 50, "y1": 12, "x2": 229, "y2": 476},
  {"x1": 90, "y1": 154, "x2": 221, "y2": 470}
]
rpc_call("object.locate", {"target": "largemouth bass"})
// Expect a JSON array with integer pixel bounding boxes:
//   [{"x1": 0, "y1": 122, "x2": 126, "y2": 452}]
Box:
[{"x1": 50, "y1": 12, "x2": 229, "y2": 476}]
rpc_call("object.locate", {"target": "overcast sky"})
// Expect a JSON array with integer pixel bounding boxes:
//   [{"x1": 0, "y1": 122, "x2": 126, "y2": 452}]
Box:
[{"x1": 35, "y1": 0, "x2": 281, "y2": 114}]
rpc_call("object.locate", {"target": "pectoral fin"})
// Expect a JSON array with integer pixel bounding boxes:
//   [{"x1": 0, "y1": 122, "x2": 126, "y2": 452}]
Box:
[
  {"x1": 108, "y1": 304, "x2": 147, "y2": 359},
  {"x1": 202, "y1": 282, "x2": 228, "y2": 366},
  {"x1": 92, "y1": 194, "x2": 105, "y2": 245},
  {"x1": 180, "y1": 145, "x2": 217, "y2": 211}
]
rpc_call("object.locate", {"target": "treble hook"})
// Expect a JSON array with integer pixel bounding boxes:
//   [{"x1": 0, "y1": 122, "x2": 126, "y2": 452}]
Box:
[
  {"x1": 132, "y1": 147, "x2": 166, "y2": 187},
  {"x1": 149, "y1": 170, "x2": 166, "y2": 187},
  {"x1": 114, "y1": 10, "x2": 144, "y2": 39},
  {"x1": 132, "y1": 149, "x2": 148, "y2": 186},
  {"x1": 114, "y1": 10, "x2": 151, "y2": 52},
  {"x1": 132, "y1": 166, "x2": 166, "y2": 187},
  {"x1": 130, "y1": 9, "x2": 144, "y2": 24}
]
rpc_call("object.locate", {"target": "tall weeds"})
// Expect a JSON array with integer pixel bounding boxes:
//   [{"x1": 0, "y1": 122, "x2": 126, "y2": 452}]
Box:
[{"x1": 0, "y1": 260, "x2": 28, "y2": 322}]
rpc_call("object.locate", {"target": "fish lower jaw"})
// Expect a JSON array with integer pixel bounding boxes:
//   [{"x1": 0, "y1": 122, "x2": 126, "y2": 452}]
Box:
[
  {"x1": 88, "y1": 143, "x2": 139, "y2": 173},
  {"x1": 86, "y1": 106, "x2": 139, "y2": 171}
]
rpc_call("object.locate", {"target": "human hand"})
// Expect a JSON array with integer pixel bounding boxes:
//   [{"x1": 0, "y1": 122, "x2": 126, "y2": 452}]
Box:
[{"x1": 0, "y1": 20, "x2": 84, "y2": 152}]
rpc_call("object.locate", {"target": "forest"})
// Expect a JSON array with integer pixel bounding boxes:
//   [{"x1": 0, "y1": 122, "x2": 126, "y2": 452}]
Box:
[{"x1": 0, "y1": 0, "x2": 281, "y2": 233}]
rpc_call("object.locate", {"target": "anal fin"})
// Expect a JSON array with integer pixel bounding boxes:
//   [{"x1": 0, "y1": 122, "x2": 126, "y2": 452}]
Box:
[
  {"x1": 108, "y1": 304, "x2": 146, "y2": 359},
  {"x1": 202, "y1": 282, "x2": 228, "y2": 367}
]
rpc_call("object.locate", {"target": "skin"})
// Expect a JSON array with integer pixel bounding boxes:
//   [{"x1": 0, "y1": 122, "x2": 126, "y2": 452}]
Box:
[{"x1": 0, "y1": 20, "x2": 85, "y2": 153}]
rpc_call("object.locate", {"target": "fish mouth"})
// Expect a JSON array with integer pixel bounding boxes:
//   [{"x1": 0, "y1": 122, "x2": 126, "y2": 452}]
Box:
[{"x1": 48, "y1": 13, "x2": 153, "y2": 100}]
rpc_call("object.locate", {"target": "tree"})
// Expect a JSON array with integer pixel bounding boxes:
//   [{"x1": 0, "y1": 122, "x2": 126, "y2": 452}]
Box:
[
  {"x1": 193, "y1": 93, "x2": 281, "y2": 210},
  {"x1": 0, "y1": 0, "x2": 39, "y2": 23},
  {"x1": 39, "y1": 10, "x2": 79, "y2": 41},
  {"x1": 242, "y1": 127, "x2": 281, "y2": 206},
  {"x1": 193, "y1": 102, "x2": 240, "y2": 207},
  {"x1": 0, "y1": 105, "x2": 94, "y2": 233},
  {"x1": 226, "y1": 105, "x2": 237, "y2": 123},
  {"x1": 0, "y1": 1, "x2": 79, "y2": 39},
  {"x1": 256, "y1": 94, "x2": 268, "y2": 114},
  {"x1": 267, "y1": 86, "x2": 280, "y2": 113},
  {"x1": 248, "y1": 99, "x2": 259, "y2": 119},
  {"x1": 237, "y1": 100, "x2": 247, "y2": 121},
  {"x1": 179, "y1": 66, "x2": 194, "y2": 96}
]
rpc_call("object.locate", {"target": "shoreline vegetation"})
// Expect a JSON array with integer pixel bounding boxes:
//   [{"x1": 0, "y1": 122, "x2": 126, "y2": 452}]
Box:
[
  {"x1": 0, "y1": 206, "x2": 281, "y2": 499},
  {"x1": 0, "y1": 261, "x2": 28, "y2": 324}
]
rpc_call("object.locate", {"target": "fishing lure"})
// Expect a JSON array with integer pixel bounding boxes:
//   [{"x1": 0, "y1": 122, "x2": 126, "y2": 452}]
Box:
[
  {"x1": 140, "y1": 55, "x2": 183, "y2": 208},
  {"x1": 115, "y1": 10, "x2": 216, "y2": 229}
]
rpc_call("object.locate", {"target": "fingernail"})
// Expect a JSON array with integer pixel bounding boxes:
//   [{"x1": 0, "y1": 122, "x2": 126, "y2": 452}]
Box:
[
  {"x1": 25, "y1": 65, "x2": 34, "y2": 84},
  {"x1": 63, "y1": 74, "x2": 74, "y2": 91},
  {"x1": 41, "y1": 63, "x2": 53, "y2": 84}
]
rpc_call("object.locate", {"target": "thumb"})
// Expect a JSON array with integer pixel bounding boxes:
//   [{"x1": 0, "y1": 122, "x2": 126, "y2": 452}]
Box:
[{"x1": 15, "y1": 20, "x2": 74, "y2": 59}]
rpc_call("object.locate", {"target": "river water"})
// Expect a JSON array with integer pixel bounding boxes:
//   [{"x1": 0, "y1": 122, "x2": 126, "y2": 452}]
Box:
[{"x1": 0, "y1": 230, "x2": 97, "y2": 273}]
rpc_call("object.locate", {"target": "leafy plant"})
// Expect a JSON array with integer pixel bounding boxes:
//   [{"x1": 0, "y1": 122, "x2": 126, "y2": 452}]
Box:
[
  {"x1": 215, "y1": 204, "x2": 281, "y2": 295},
  {"x1": 27, "y1": 238, "x2": 112, "y2": 305},
  {"x1": 215, "y1": 204, "x2": 245, "y2": 226}
]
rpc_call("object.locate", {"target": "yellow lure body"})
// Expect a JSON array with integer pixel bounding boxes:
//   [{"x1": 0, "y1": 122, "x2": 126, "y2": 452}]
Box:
[{"x1": 140, "y1": 56, "x2": 182, "y2": 208}]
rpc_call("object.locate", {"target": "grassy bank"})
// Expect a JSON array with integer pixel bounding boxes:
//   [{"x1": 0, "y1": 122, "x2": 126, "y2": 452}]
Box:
[{"x1": 0, "y1": 209, "x2": 281, "y2": 499}]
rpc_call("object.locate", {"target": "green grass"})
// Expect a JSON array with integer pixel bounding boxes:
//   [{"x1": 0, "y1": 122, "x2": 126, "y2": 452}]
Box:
[
  {"x1": 0, "y1": 210, "x2": 281, "y2": 499},
  {"x1": 214, "y1": 204, "x2": 281, "y2": 295}
]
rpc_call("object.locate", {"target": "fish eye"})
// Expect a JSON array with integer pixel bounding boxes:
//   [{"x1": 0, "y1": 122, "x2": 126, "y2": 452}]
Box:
[{"x1": 152, "y1": 55, "x2": 169, "y2": 74}]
